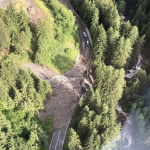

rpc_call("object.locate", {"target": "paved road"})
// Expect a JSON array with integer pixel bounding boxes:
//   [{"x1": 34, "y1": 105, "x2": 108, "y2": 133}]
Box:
[
  {"x1": 49, "y1": 120, "x2": 70, "y2": 150},
  {"x1": 49, "y1": 1, "x2": 92, "y2": 150},
  {"x1": 59, "y1": 0, "x2": 92, "y2": 61}
]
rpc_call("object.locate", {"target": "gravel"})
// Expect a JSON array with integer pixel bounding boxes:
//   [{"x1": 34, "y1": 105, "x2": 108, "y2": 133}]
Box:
[{"x1": 24, "y1": 54, "x2": 89, "y2": 128}]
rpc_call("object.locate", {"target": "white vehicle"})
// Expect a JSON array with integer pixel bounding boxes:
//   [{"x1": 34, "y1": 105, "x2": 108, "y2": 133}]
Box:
[
  {"x1": 87, "y1": 41, "x2": 89, "y2": 46},
  {"x1": 83, "y1": 32, "x2": 87, "y2": 37}
]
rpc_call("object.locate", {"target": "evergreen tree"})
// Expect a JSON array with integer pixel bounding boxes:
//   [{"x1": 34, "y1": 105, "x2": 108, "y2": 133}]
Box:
[
  {"x1": 92, "y1": 24, "x2": 107, "y2": 64},
  {"x1": 17, "y1": 7, "x2": 30, "y2": 32},
  {"x1": 128, "y1": 26, "x2": 139, "y2": 46},
  {"x1": 5, "y1": 2, "x2": 19, "y2": 34},
  {"x1": 67, "y1": 128, "x2": 82, "y2": 150},
  {"x1": 94, "y1": 63, "x2": 125, "y2": 105},
  {"x1": 122, "y1": 21, "x2": 132, "y2": 38},
  {"x1": 0, "y1": 18, "x2": 11, "y2": 51},
  {"x1": 84, "y1": 128, "x2": 100, "y2": 150},
  {"x1": 106, "y1": 27, "x2": 120, "y2": 64},
  {"x1": 90, "y1": 8, "x2": 99, "y2": 38},
  {"x1": 116, "y1": 0, "x2": 126, "y2": 14},
  {"x1": 0, "y1": 7, "x2": 5, "y2": 19},
  {"x1": 111, "y1": 37, "x2": 132, "y2": 69}
]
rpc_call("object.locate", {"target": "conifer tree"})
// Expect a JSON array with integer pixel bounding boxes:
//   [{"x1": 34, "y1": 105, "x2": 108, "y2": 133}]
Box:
[
  {"x1": 0, "y1": 7, "x2": 5, "y2": 19},
  {"x1": 94, "y1": 63, "x2": 125, "y2": 105},
  {"x1": 67, "y1": 128, "x2": 82, "y2": 150},
  {"x1": 0, "y1": 18, "x2": 11, "y2": 51},
  {"x1": 106, "y1": 27, "x2": 120, "y2": 64},
  {"x1": 92, "y1": 24, "x2": 107, "y2": 64},
  {"x1": 128, "y1": 26, "x2": 139, "y2": 46},
  {"x1": 5, "y1": 2, "x2": 19, "y2": 34},
  {"x1": 17, "y1": 7, "x2": 30, "y2": 32},
  {"x1": 90, "y1": 8, "x2": 99, "y2": 38},
  {"x1": 111, "y1": 37, "x2": 132, "y2": 69},
  {"x1": 122, "y1": 21, "x2": 132, "y2": 38},
  {"x1": 84, "y1": 128, "x2": 100, "y2": 150},
  {"x1": 116, "y1": 0, "x2": 126, "y2": 14}
]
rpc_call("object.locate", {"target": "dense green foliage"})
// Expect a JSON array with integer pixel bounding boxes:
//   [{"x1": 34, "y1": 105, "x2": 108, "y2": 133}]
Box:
[
  {"x1": 1, "y1": 0, "x2": 150, "y2": 149},
  {"x1": 0, "y1": 0, "x2": 79, "y2": 74},
  {"x1": 0, "y1": 0, "x2": 80, "y2": 149},
  {"x1": 0, "y1": 18, "x2": 10, "y2": 51},
  {"x1": 66, "y1": 64, "x2": 125, "y2": 150},
  {"x1": 67, "y1": 0, "x2": 150, "y2": 149},
  {"x1": 35, "y1": 0, "x2": 79, "y2": 73},
  {"x1": 120, "y1": 70, "x2": 150, "y2": 111},
  {"x1": 0, "y1": 55, "x2": 52, "y2": 149},
  {"x1": 71, "y1": 0, "x2": 145, "y2": 69}
]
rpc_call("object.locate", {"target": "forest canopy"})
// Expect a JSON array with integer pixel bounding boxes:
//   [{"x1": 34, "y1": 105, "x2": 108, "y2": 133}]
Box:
[
  {"x1": 1, "y1": 0, "x2": 150, "y2": 150},
  {"x1": 65, "y1": 0, "x2": 150, "y2": 150},
  {"x1": 0, "y1": 0, "x2": 80, "y2": 149}
]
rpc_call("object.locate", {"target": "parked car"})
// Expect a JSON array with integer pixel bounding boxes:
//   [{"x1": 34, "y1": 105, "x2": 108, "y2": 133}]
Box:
[
  {"x1": 87, "y1": 40, "x2": 89, "y2": 46},
  {"x1": 83, "y1": 32, "x2": 87, "y2": 37}
]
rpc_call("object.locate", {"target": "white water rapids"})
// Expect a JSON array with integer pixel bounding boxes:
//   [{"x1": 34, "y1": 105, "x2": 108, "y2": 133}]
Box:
[
  {"x1": 115, "y1": 54, "x2": 143, "y2": 149},
  {"x1": 125, "y1": 54, "x2": 142, "y2": 79},
  {"x1": 116, "y1": 106, "x2": 133, "y2": 150}
]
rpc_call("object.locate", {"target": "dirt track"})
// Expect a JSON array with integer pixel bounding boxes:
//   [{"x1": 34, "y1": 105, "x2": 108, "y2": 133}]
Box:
[{"x1": 25, "y1": 0, "x2": 92, "y2": 129}]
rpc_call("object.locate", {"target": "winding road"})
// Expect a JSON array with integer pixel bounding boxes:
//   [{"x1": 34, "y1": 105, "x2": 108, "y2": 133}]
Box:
[
  {"x1": 24, "y1": 0, "x2": 92, "y2": 150},
  {"x1": 48, "y1": 1, "x2": 92, "y2": 150}
]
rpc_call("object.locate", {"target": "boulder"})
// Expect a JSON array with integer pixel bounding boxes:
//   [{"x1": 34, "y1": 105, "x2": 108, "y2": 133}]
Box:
[
  {"x1": 27, "y1": 7, "x2": 35, "y2": 15},
  {"x1": 84, "y1": 83, "x2": 90, "y2": 90}
]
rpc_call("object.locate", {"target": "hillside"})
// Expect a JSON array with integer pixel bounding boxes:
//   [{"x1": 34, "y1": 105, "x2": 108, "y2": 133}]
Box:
[
  {"x1": 2, "y1": 0, "x2": 150, "y2": 150},
  {"x1": 65, "y1": 0, "x2": 150, "y2": 150},
  {"x1": 0, "y1": 0, "x2": 79, "y2": 74},
  {"x1": 0, "y1": 0, "x2": 52, "y2": 24},
  {"x1": 0, "y1": 0, "x2": 80, "y2": 149}
]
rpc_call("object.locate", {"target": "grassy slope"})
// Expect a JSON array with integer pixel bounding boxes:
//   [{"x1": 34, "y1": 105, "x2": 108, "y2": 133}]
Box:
[
  {"x1": 6, "y1": 0, "x2": 79, "y2": 77},
  {"x1": 33, "y1": 0, "x2": 79, "y2": 74},
  {"x1": 15, "y1": 0, "x2": 28, "y2": 12},
  {"x1": 13, "y1": 0, "x2": 78, "y2": 74}
]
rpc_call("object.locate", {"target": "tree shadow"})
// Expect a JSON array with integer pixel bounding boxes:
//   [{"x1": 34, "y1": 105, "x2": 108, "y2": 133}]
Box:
[{"x1": 51, "y1": 54, "x2": 76, "y2": 74}]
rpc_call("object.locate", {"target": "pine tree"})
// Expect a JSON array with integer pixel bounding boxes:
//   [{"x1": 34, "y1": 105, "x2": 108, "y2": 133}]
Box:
[
  {"x1": 122, "y1": 21, "x2": 132, "y2": 38},
  {"x1": 81, "y1": 0, "x2": 96, "y2": 28},
  {"x1": 90, "y1": 8, "x2": 99, "y2": 38},
  {"x1": 104, "y1": 4, "x2": 121, "y2": 30},
  {"x1": 67, "y1": 128, "x2": 82, "y2": 150},
  {"x1": 17, "y1": 7, "x2": 30, "y2": 32},
  {"x1": 84, "y1": 128, "x2": 100, "y2": 150},
  {"x1": 0, "y1": 18, "x2": 11, "y2": 51},
  {"x1": 5, "y1": 2, "x2": 19, "y2": 34},
  {"x1": 77, "y1": 106, "x2": 89, "y2": 135},
  {"x1": 116, "y1": 0, "x2": 126, "y2": 14},
  {"x1": 106, "y1": 27, "x2": 120, "y2": 64},
  {"x1": 94, "y1": 63, "x2": 125, "y2": 105},
  {"x1": 128, "y1": 26, "x2": 139, "y2": 46},
  {"x1": 0, "y1": 7, "x2": 5, "y2": 19},
  {"x1": 92, "y1": 24, "x2": 107, "y2": 64},
  {"x1": 0, "y1": 110, "x2": 11, "y2": 149}
]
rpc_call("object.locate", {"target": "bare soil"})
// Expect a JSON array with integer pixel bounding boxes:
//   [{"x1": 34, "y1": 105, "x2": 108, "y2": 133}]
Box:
[
  {"x1": 0, "y1": 0, "x2": 14, "y2": 10},
  {"x1": 0, "y1": 0, "x2": 46, "y2": 24},
  {"x1": 26, "y1": 0, "x2": 47, "y2": 25},
  {"x1": 24, "y1": 0, "x2": 92, "y2": 129},
  {"x1": 0, "y1": 0, "x2": 92, "y2": 129},
  {"x1": 24, "y1": 54, "x2": 90, "y2": 128}
]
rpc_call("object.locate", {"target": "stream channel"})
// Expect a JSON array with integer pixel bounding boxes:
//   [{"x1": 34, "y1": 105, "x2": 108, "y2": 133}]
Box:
[{"x1": 116, "y1": 54, "x2": 143, "y2": 150}]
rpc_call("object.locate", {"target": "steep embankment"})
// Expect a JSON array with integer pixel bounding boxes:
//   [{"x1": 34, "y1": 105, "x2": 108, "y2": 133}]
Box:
[
  {"x1": 0, "y1": 1, "x2": 92, "y2": 149},
  {"x1": 0, "y1": 0, "x2": 92, "y2": 128},
  {"x1": 23, "y1": 0, "x2": 92, "y2": 129},
  {"x1": 25, "y1": 0, "x2": 92, "y2": 130},
  {"x1": 0, "y1": 0, "x2": 50, "y2": 24},
  {"x1": 25, "y1": 53, "x2": 91, "y2": 128}
]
